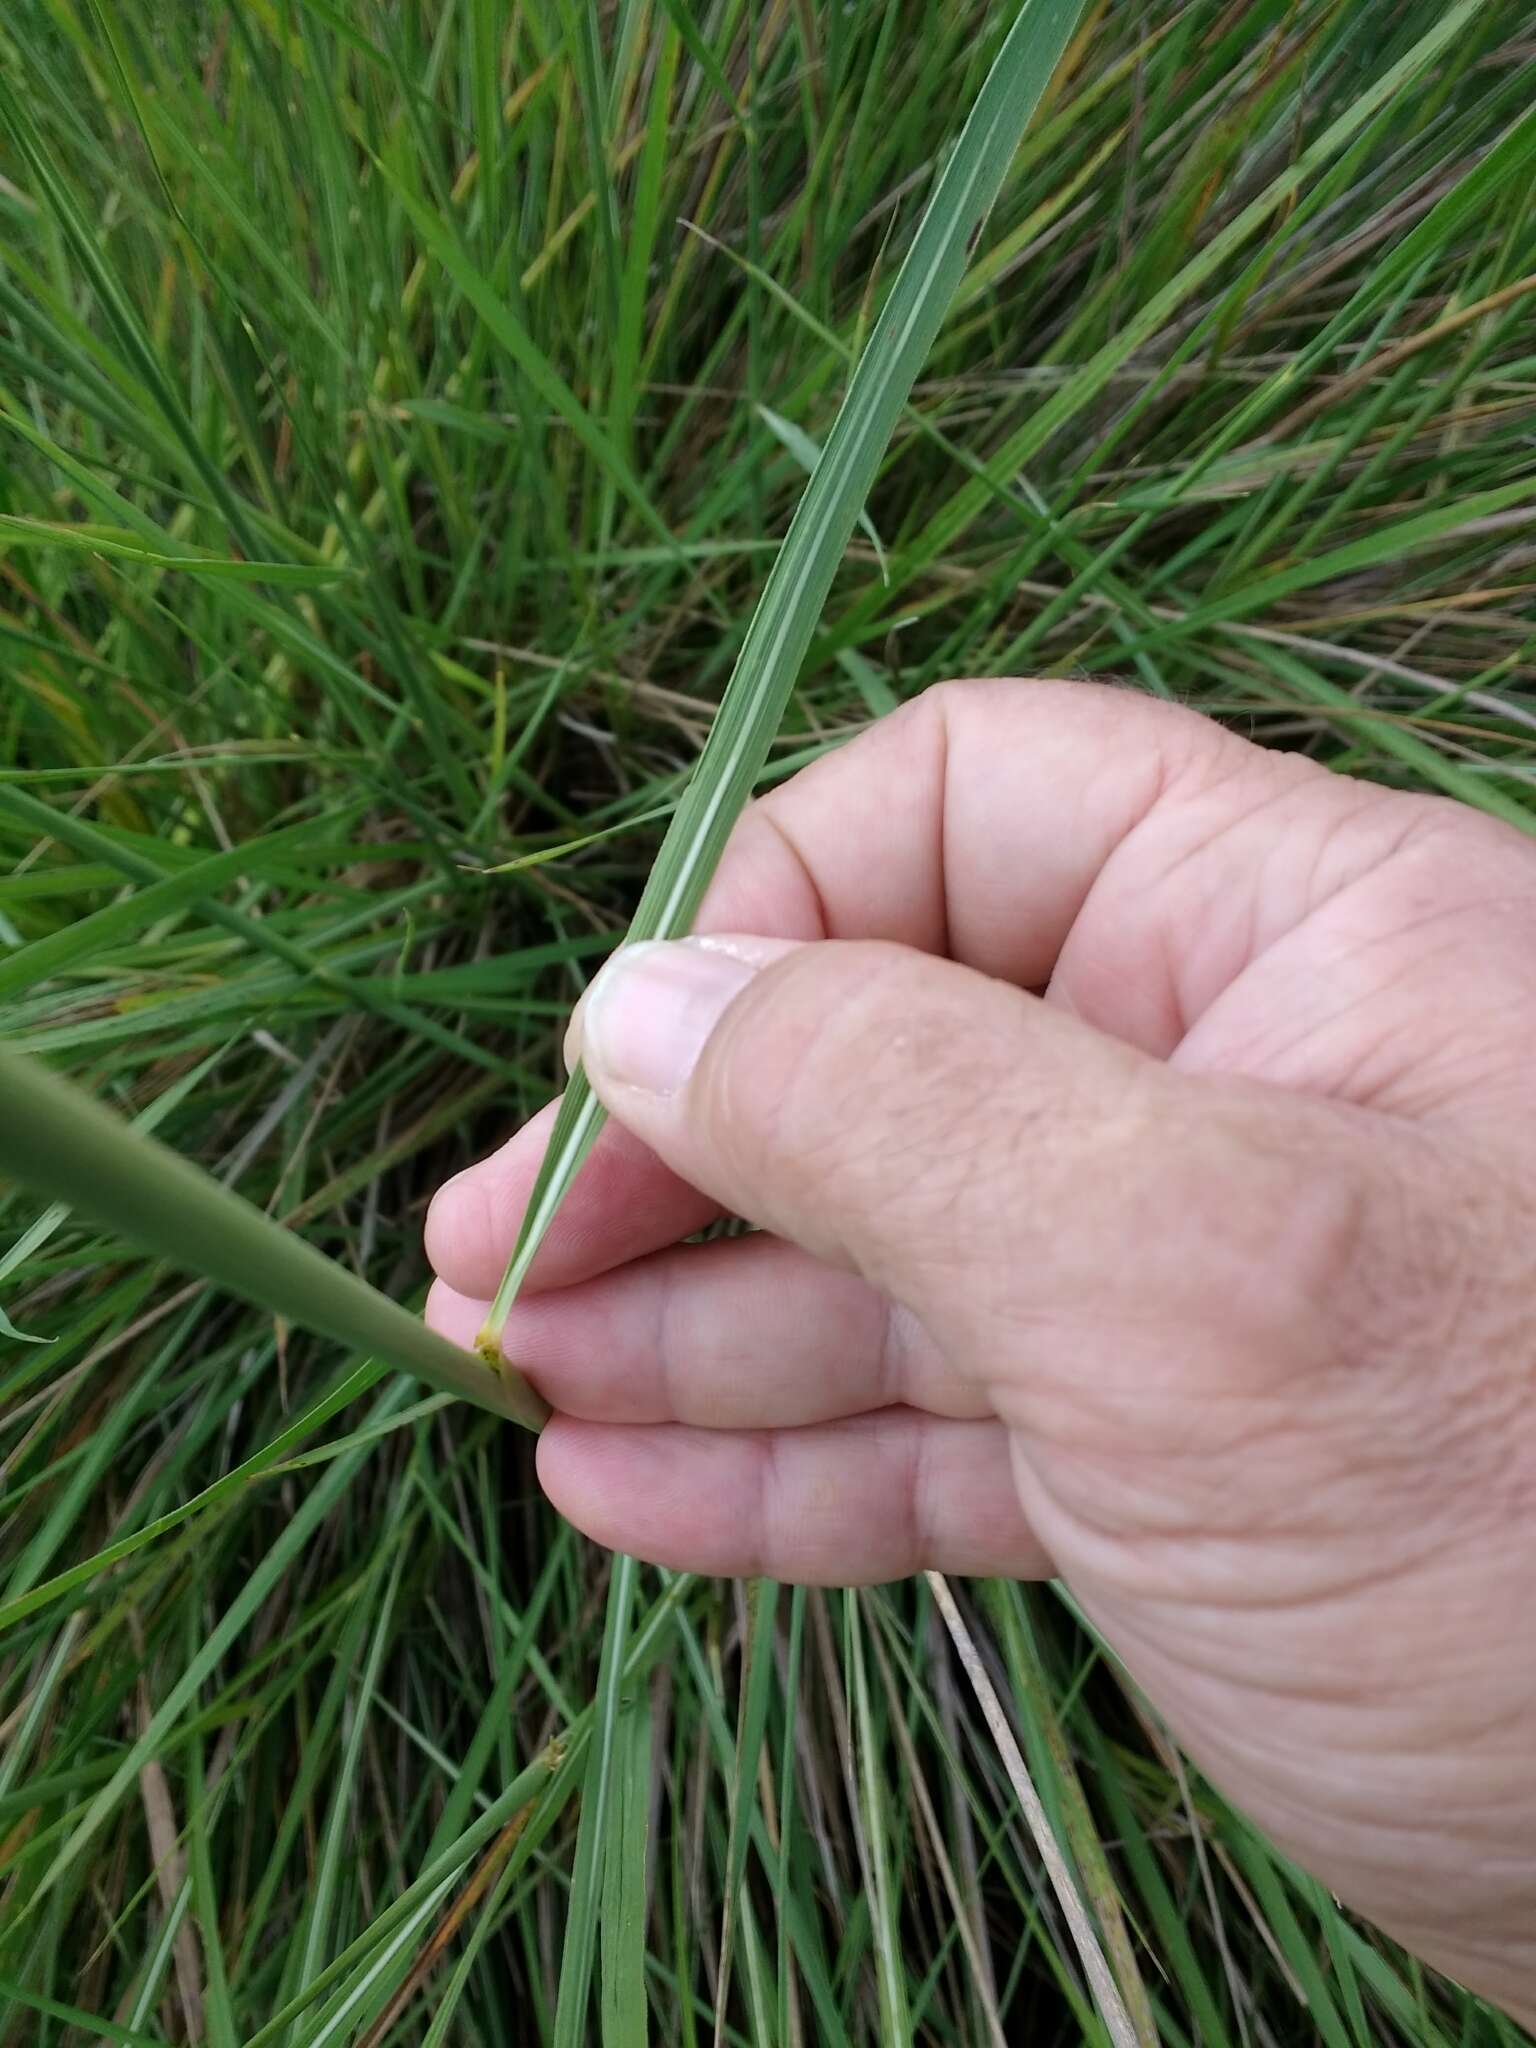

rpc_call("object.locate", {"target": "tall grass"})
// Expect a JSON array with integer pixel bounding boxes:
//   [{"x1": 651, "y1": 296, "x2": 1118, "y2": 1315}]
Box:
[{"x1": 2, "y1": 2, "x2": 1535, "y2": 2043}]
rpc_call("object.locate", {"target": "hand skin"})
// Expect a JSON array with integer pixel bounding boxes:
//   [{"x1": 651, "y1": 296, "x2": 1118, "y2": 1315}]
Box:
[{"x1": 426, "y1": 680, "x2": 1536, "y2": 2022}]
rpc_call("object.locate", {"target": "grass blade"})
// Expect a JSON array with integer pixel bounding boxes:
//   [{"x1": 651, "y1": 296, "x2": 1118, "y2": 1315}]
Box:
[
  {"x1": 715, "y1": 1577, "x2": 780, "y2": 2040},
  {"x1": 553, "y1": 1553, "x2": 640, "y2": 2047},
  {"x1": 376, "y1": 157, "x2": 676, "y2": 550},
  {"x1": 599, "y1": 1677, "x2": 653, "y2": 2048},
  {"x1": 0, "y1": 1045, "x2": 546, "y2": 1427},
  {"x1": 476, "y1": 0, "x2": 1091, "y2": 1359}
]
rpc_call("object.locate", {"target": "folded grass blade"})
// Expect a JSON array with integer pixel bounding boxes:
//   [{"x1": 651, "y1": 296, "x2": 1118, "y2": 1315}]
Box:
[{"x1": 477, "y1": 0, "x2": 1091, "y2": 1362}]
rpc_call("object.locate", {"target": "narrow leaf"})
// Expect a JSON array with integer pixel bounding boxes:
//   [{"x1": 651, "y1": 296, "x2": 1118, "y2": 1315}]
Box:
[
  {"x1": 553, "y1": 1554, "x2": 640, "y2": 2047},
  {"x1": 0, "y1": 515, "x2": 344, "y2": 584},
  {"x1": 376, "y1": 158, "x2": 676, "y2": 547},
  {"x1": 478, "y1": 0, "x2": 1092, "y2": 1357},
  {"x1": 0, "y1": 1045, "x2": 547, "y2": 1427}
]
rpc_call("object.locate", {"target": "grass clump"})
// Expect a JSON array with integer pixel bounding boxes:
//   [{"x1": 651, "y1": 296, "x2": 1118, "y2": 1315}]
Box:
[{"x1": 2, "y1": 1, "x2": 1535, "y2": 2043}]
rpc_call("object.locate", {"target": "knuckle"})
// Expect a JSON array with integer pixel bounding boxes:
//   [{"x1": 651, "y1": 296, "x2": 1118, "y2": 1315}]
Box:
[
  {"x1": 1288, "y1": 1148, "x2": 1412, "y2": 1372},
  {"x1": 1390, "y1": 1153, "x2": 1536, "y2": 1494}
]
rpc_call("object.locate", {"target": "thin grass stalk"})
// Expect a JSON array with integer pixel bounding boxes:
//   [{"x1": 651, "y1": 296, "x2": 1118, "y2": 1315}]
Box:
[
  {"x1": 0, "y1": 1045, "x2": 547, "y2": 1428},
  {"x1": 926, "y1": 1572, "x2": 1140, "y2": 2048},
  {"x1": 475, "y1": 0, "x2": 1091, "y2": 1363}
]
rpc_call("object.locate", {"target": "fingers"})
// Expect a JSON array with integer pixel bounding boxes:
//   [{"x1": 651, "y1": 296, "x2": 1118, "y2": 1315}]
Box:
[
  {"x1": 536, "y1": 1410, "x2": 1052, "y2": 1583},
  {"x1": 424, "y1": 1096, "x2": 719, "y2": 1300},
  {"x1": 424, "y1": 680, "x2": 1410, "y2": 1304},
  {"x1": 569, "y1": 931, "x2": 1386, "y2": 1396},
  {"x1": 425, "y1": 679, "x2": 1233, "y2": 1302},
  {"x1": 426, "y1": 1233, "x2": 979, "y2": 1427},
  {"x1": 698, "y1": 678, "x2": 1478, "y2": 1068},
  {"x1": 696, "y1": 679, "x2": 1240, "y2": 998}
]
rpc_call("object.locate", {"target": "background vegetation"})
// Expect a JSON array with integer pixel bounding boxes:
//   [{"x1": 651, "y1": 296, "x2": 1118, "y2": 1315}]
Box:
[{"x1": 2, "y1": 0, "x2": 1534, "y2": 2041}]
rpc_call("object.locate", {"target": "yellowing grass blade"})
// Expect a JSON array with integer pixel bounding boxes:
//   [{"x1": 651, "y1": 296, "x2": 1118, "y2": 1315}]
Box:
[{"x1": 477, "y1": 0, "x2": 1090, "y2": 1362}]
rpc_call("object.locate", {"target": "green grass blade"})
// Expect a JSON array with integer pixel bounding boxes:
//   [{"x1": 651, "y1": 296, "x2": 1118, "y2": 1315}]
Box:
[
  {"x1": 0, "y1": 1044, "x2": 546, "y2": 1427},
  {"x1": 599, "y1": 1678, "x2": 653, "y2": 2048},
  {"x1": 18, "y1": 1380, "x2": 409, "y2": 1913},
  {"x1": 0, "y1": 815, "x2": 345, "y2": 1002},
  {"x1": 476, "y1": 0, "x2": 1092, "y2": 1357},
  {"x1": 838, "y1": 0, "x2": 1493, "y2": 632},
  {"x1": 0, "y1": 516, "x2": 344, "y2": 584},
  {"x1": 848, "y1": 1592, "x2": 913, "y2": 2045},
  {"x1": 0, "y1": 75, "x2": 263, "y2": 563},
  {"x1": 0, "y1": 1359, "x2": 376, "y2": 1633},
  {"x1": 988, "y1": 1584, "x2": 1156, "y2": 2046},
  {"x1": 554, "y1": 1553, "x2": 640, "y2": 2047},
  {"x1": 928, "y1": 1573, "x2": 1138, "y2": 2048},
  {"x1": 0, "y1": 1977, "x2": 166, "y2": 2047}
]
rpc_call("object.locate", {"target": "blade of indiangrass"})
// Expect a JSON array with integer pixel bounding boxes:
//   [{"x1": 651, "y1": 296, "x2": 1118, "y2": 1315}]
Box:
[
  {"x1": 0, "y1": 1045, "x2": 222, "y2": 1344},
  {"x1": 0, "y1": 1044, "x2": 547, "y2": 1429},
  {"x1": 476, "y1": 0, "x2": 1091, "y2": 1361},
  {"x1": 0, "y1": 814, "x2": 351, "y2": 1003},
  {"x1": 756, "y1": 406, "x2": 888, "y2": 579},
  {"x1": 258, "y1": 1575, "x2": 697, "y2": 2048},
  {"x1": 828, "y1": 0, "x2": 1496, "y2": 655},
  {"x1": 19, "y1": 1378, "x2": 410, "y2": 1914},
  {"x1": 288, "y1": 1541, "x2": 406, "y2": 2036},
  {"x1": 987, "y1": 1583, "x2": 1157, "y2": 2047},
  {"x1": 0, "y1": 73, "x2": 263, "y2": 565},
  {"x1": 374, "y1": 157, "x2": 676, "y2": 552},
  {"x1": 0, "y1": 1978, "x2": 163, "y2": 2048},
  {"x1": 652, "y1": 0, "x2": 742, "y2": 120},
  {"x1": 0, "y1": 784, "x2": 500, "y2": 1071},
  {"x1": 775, "y1": 1585, "x2": 807, "y2": 2048},
  {"x1": 848, "y1": 1592, "x2": 913, "y2": 2044}
]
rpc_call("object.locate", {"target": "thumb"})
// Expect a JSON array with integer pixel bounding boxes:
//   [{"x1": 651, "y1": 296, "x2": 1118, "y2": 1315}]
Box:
[{"x1": 567, "y1": 935, "x2": 1376, "y2": 1369}]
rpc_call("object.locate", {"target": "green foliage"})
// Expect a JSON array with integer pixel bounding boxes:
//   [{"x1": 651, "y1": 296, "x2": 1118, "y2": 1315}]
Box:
[{"x1": 1, "y1": 1, "x2": 1534, "y2": 2042}]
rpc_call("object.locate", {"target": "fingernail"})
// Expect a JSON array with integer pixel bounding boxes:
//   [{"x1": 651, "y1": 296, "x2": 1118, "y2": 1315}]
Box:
[{"x1": 572, "y1": 939, "x2": 758, "y2": 1095}]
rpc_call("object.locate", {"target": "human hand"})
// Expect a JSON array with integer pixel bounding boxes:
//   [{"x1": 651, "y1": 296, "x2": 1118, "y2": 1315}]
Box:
[{"x1": 426, "y1": 681, "x2": 1536, "y2": 2020}]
